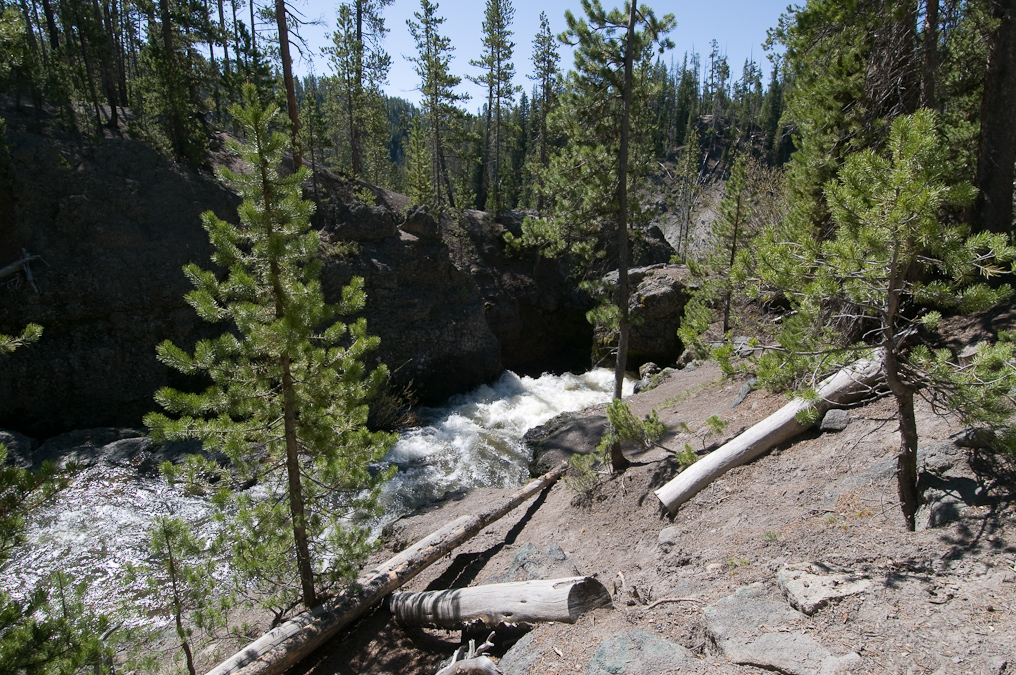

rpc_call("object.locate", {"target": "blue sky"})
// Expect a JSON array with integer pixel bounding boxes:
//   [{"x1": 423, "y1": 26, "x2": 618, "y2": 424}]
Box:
[{"x1": 289, "y1": 0, "x2": 791, "y2": 109}]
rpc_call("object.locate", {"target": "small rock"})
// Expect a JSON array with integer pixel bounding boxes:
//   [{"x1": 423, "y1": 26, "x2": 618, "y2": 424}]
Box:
[
  {"x1": 731, "y1": 378, "x2": 758, "y2": 408},
  {"x1": 916, "y1": 488, "x2": 965, "y2": 530},
  {"x1": 819, "y1": 409, "x2": 850, "y2": 432},
  {"x1": 639, "y1": 362, "x2": 660, "y2": 380},
  {"x1": 957, "y1": 342, "x2": 980, "y2": 366},
  {"x1": 777, "y1": 563, "x2": 872, "y2": 615},
  {"x1": 582, "y1": 629, "x2": 691, "y2": 675},
  {"x1": 732, "y1": 336, "x2": 754, "y2": 358},
  {"x1": 658, "y1": 526, "x2": 682, "y2": 553}
]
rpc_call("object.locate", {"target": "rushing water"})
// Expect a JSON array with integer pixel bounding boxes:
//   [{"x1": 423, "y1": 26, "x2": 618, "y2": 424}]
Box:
[{"x1": 1, "y1": 368, "x2": 630, "y2": 621}]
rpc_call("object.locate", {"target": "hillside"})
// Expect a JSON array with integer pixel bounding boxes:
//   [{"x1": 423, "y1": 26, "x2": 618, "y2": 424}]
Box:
[{"x1": 294, "y1": 360, "x2": 1016, "y2": 675}]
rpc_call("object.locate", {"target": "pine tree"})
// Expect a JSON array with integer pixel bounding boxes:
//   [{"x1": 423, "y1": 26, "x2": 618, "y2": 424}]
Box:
[
  {"x1": 528, "y1": 11, "x2": 560, "y2": 211},
  {"x1": 145, "y1": 85, "x2": 395, "y2": 614},
  {"x1": 468, "y1": 0, "x2": 519, "y2": 213},
  {"x1": 671, "y1": 124, "x2": 701, "y2": 262},
  {"x1": 749, "y1": 111, "x2": 1016, "y2": 530},
  {"x1": 124, "y1": 515, "x2": 225, "y2": 675},
  {"x1": 405, "y1": 113, "x2": 433, "y2": 207},
  {"x1": 508, "y1": 0, "x2": 674, "y2": 471},
  {"x1": 324, "y1": 0, "x2": 393, "y2": 181},
  {"x1": 407, "y1": 0, "x2": 468, "y2": 212}
]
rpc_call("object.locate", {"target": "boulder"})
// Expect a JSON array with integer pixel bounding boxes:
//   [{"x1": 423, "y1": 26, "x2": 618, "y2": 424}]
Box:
[
  {"x1": 400, "y1": 206, "x2": 442, "y2": 241},
  {"x1": 322, "y1": 201, "x2": 399, "y2": 242},
  {"x1": 595, "y1": 265, "x2": 690, "y2": 369},
  {"x1": 777, "y1": 562, "x2": 872, "y2": 615},
  {"x1": 523, "y1": 408, "x2": 609, "y2": 476},
  {"x1": 581, "y1": 629, "x2": 692, "y2": 675},
  {"x1": 819, "y1": 409, "x2": 850, "y2": 432},
  {"x1": 704, "y1": 584, "x2": 861, "y2": 675}
]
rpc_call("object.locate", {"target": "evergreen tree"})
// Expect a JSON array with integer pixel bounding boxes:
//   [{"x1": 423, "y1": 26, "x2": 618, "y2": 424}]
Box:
[
  {"x1": 324, "y1": 0, "x2": 393, "y2": 181},
  {"x1": 125, "y1": 514, "x2": 225, "y2": 675},
  {"x1": 145, "y1": 85, "x2": 395, "y2": 614},
  {"x1": 671, "y1": 123, "x2": 701, "y2": 262},
  {"x1": 749, "y1": 111, "x2": 1016, "y2": 530},
  {"x1": 508, "y1": 0, "x2": 674, "y2": 471},
  {"x1": 405, "y1": 113, "x2": 433, "y2": 207},
  {"x1": 528, "y1": 10, "x2": 560, "y2": 211},
  {"x1": 407, "y1": 0, "x2": 468, "y2": 212},
  {"x1": 770, "y1": 0, "x2": 922, "y2": 236},
  {"x1": 468, "y1": 0, "x2": 519, "y2": 213}
]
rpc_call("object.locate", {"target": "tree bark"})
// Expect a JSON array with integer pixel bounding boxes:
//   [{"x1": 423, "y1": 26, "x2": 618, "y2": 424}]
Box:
[
  {"x1": 655, "y1": 352, "x2": 885, "y2": 514},
  {"x1": 894, "y1": 389, "x2": 920, "y2": 531},
  {"x1": 204, "y1": 462, "x2": 568, "y2": 675},
  {"x1": 972, "y1": 0, "x2": 1016, "y2": 236},
  {"x1": 610, "y1": 1, "x2": 638, "y2": 473},
  {"x1": 274, "y1": 0, "x2": 302, "y2": 169},
  {"x1": 921, "y1": 0, "x2": 938, "y2": 109},
  {"x1": 389, "y1": 576, "x2": 612, "y2": 629}
]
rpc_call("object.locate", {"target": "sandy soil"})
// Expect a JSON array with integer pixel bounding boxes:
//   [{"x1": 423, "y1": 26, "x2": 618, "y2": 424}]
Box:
[{"x1": 290, "y1": 357, "x2": 1016, "y2": 675}]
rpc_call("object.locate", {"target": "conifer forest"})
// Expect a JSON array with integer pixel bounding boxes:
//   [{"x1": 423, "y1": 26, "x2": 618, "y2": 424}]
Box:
[{"x1": 2, "y1": 0, "x2": 1016, "y2": 673}]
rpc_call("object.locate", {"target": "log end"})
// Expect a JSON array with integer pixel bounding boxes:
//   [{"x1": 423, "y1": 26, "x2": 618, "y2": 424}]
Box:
[{"x1": 564, "y1": 577, "x2": 613, "y2": 622}]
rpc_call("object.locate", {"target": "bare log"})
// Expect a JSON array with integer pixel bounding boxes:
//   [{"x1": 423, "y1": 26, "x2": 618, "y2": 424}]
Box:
[
  {"x1": 655, "y1": 352, "x2": 885, "y2": 514},
  {"x1": 390, "y1": 576, "x2": 612, "y2": 629},
  {"x1": 205, "y1": 462, "x2": 568, "y2": 675}
]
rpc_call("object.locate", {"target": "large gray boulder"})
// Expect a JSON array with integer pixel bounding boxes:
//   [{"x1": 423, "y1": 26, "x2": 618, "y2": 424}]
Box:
[{"x1": 595, "y1": 265, "x2": 691, "y2": 369}]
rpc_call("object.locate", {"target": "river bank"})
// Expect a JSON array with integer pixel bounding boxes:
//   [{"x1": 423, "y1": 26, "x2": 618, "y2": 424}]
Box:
[{"x1": 298, "y1": 362, "x2": 1016, "y2": 675}]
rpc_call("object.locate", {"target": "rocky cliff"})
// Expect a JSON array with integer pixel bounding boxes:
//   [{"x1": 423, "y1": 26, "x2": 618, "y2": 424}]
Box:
[{"x1": 0, "y1": 112, "x2": 591, "y2": 436}]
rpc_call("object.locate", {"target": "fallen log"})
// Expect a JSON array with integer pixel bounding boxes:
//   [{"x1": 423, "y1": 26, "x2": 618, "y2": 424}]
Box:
[
  {"x1": 205, "y1": 461, "x2": 568, "y2": 675},
  {"x1": 655, "y1": 352, "x2": 885, "y2": 515},
  {"x1": 390, "y1": 576, "x2": 612, "y2": 629}
]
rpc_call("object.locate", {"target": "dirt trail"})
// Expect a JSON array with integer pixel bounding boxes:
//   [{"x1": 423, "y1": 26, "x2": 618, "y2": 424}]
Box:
[{"x1": 296, "y1": 362, "x2": 1016, "y2": 675}]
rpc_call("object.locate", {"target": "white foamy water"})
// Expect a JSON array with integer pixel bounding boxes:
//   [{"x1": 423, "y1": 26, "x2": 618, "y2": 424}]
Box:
[
  {"x1": 1, "y1": 368, "x2": 629, "y2": 621},
  {"x1": 377, "y1": 368, "x2": 632, "y2": 522}
]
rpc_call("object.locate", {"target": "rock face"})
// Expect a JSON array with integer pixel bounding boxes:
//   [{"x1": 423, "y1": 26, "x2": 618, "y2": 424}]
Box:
[
  {"x1": 0, "y1": 115, "x2": 499, "y2": 434},
  {"x1": 0, "y1": 118, "x2": 234, "y2": 436},
  {"x1": 450, "y1": 210, "x2": 596, "y2": 376},
  {"x1": 319, "y1": 217, "x2": 502, "y2": 404}
]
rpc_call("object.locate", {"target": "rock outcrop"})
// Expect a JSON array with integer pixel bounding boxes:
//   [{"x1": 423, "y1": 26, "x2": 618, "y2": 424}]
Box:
[
  {"x1": 0, "y1": 114, "x2": 501, "y2": 435},
  {"x1": 594, "y1": 264, "x2": 691, "y2": 369}
]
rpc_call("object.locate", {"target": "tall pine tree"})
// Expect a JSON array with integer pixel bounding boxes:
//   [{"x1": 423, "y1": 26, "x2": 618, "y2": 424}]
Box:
[{"x1": 145, "y1": 85, "x2": 395, "y2": 614}]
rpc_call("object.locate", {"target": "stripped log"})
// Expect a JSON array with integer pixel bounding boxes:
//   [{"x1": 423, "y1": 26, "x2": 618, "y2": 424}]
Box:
[
  {"x1": 655, "y1": 352, "x2": 885, "y2": 514},
  {"x1": 390, "y1": 576, "x2": 612, "y2": 629},
  {"x1": 205, "y1": 462, "x2": 568, "y2": 675}
]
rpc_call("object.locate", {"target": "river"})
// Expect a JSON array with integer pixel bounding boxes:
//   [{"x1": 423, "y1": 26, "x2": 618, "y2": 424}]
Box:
[{"x1": 1, "y1": 368, "x2": 631, "y2": 623}]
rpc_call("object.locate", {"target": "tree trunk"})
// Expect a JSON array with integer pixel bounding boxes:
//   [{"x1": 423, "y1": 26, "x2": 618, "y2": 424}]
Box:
[
  {"x1": 973, "y1": 0, "x2": 1016, "y2": 236},
  {"x1": 282, "y1": 353, "x2": 317, "y2": 608},
  {"x1": 894, "y1": 389, "x2": 920, "y2": 531},
  {"x1": 204, "y1": 462, "x2": 568, "y2": 675},
  {"x1": 274, "y1": 0, "x2": 302, "y2": 169},
  {"x1": 477, "y1": 86, "x2": 493, "y2": 210},
  {"x1": 921, "y1": 0, "x2": 938, "y2": 109},
  {"x1": 610, "y1": 1, "x2": 637, "y2": 473},
  {"x1": 351, "y1": 0, "x2": 362, "y2": 177},
  {"x1": 655, "y1": 352, "x2": 886, "y2": 514},
  {"x1": 390, "y1": 576, "x2": 612, "y2": 629}
]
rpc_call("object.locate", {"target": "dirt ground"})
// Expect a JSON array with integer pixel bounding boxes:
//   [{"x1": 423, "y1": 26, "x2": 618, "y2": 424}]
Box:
[{"x1": 291, "y1": 358, "x2": 1016, "y2": 675}]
